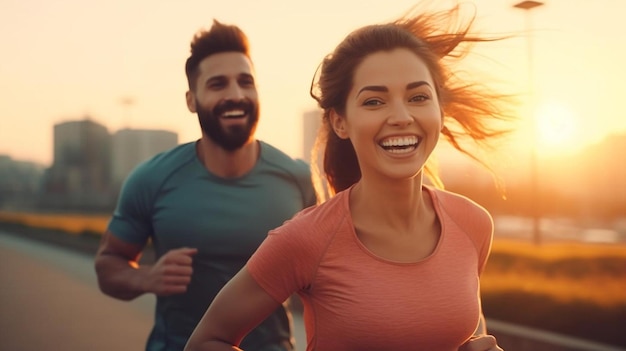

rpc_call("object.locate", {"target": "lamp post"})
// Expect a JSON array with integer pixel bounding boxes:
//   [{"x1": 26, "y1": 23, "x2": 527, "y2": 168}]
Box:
[{"x1": 513, "y1": 0, "x2": 543, "y2": 245}]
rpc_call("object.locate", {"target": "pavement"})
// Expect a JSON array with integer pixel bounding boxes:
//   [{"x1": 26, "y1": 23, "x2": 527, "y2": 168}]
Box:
[
  {"x1": 0, "y1": 229, "x2": 306, "y2": 351},
  {"x1": 0, "y1": 231, "x2": 155, "y2": 350}
]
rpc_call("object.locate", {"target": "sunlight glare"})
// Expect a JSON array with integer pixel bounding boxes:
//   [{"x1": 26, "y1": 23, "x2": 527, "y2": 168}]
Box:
[{"x1": 535, "y1": 101, "x2": 579, "y2": 154}]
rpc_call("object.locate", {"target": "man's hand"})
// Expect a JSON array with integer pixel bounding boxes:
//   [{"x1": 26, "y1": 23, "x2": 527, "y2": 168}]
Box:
[
  {"x1": 142, "y1": 247, "x2": 198, "y2": 296},
  {"x1": 459, "y1": 335, "x2": 503, "y2": 351}
]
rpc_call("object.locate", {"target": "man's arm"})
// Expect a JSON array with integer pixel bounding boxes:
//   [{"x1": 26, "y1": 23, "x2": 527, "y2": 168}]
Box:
[{"x1": 94, "y1": 230, "x2": 197, "y2": 300}]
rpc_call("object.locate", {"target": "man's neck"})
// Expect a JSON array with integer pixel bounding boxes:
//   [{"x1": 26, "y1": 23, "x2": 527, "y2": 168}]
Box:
[{"x1": 196, "y1": 137, "x2": 260, "y2": 178}]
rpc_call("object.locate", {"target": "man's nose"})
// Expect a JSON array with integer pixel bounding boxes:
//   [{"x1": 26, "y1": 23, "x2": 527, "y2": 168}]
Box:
[{"x1": 225, "y1": 83, "x2": 245, "y2": 100}]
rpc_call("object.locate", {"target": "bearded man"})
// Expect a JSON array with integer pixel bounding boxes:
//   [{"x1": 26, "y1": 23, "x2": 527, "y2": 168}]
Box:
[{"x1": 94, "y1": 20, "x2": 316, "y2": 351}]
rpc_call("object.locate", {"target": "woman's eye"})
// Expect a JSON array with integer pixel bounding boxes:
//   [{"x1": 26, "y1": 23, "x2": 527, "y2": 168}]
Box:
[
  {"x1": 363, "y1": 99, "x2": 383, "y2": 106},
  {"x1": 410, "y1": 94, "x2": 430, "y2": 103}
]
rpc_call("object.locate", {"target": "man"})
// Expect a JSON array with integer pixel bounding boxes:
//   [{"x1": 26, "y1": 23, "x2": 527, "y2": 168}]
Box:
[{"x1": 94, "y1": 20, "x2": 316, "y2": 351}]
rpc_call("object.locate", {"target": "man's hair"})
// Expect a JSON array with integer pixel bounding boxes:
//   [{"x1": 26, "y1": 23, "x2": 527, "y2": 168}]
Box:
[{"x1": 185, "y1": 19, "x2": 251, "y2": 91}]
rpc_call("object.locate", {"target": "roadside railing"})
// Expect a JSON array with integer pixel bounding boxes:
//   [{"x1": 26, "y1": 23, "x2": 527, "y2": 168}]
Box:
[{"x1": 488, "y1": 319, "x2": 626, "y2": 351}]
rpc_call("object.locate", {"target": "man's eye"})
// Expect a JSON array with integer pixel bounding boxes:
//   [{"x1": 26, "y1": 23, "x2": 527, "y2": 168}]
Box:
[
  {"x1": 208, "y1": 82, "x2": 225, "y2": 89},
  {"x1": 239, "y1": 75, "x2": 255, "y2": 87},
  {"x1": 240, "y1": 79, "x2": 255, "y2": 87}
]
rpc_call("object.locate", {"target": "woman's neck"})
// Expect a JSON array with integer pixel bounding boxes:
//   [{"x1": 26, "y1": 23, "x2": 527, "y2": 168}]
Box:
[{"x1": 350, "y1": 177, "x2": 428, "y2": 235}]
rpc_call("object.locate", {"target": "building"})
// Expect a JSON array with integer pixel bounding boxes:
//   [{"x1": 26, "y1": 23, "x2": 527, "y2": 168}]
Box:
[
  {"x1": 39, "y1": 117, "x2": 180, "y2": 212},
  {"x1": 0, "y1": 155, "x2": 45, "y2": 209},
  {"x1": 42, "y1": 117, "x2": 112, "y2": 210}
]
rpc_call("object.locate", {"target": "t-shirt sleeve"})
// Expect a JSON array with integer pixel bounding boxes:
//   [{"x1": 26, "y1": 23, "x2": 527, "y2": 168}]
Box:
[
  {"x1": 438, "y1": 189, "x2": 494, "y2": 276},
  {"x1": 462, "y1": 201, "x2": 494, "y2": 276},
  {"x1": 107, "y1": 161, "x2": 155, "y2": 245},
  {"x1": 476, "y1": 210, "x2": 494, "y2": 276},
  {"x1": 246, "y1": 216, "x2": 319, "y2": 303}
]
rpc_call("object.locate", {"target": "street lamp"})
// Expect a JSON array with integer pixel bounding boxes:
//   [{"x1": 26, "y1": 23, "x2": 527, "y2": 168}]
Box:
[{"x1": 513, "y1": 0, "x2": 544, "y2": 245}]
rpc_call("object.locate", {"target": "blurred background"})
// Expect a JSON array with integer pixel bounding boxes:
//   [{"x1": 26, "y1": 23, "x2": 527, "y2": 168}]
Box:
[{"x1": 0, "y1": 0, "x2": 624, "y2": 350}]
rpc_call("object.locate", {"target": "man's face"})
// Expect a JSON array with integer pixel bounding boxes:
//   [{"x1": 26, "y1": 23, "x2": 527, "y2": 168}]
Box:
[{"x1": 188, "y1": 52, "x2": 259, "y2": 151}]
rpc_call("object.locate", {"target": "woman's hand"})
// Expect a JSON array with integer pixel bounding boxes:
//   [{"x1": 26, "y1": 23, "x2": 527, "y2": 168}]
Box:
[{"x1": 459, "y1": 335, "x2": 503, "y2": 351}]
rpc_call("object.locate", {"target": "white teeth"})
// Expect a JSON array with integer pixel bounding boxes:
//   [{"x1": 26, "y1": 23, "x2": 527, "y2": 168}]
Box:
[
  {"x1": 379, "y1": 136, "x2": 419, "y2": 154},
  {"x1": 223, "y1": 110, "x2": 245, "y2": 118},
  {"x1": 386, "y1": 147, "x2": 415, "y2": 154},
  {"x1": 380, "y1": 136, "x2": 418, "y2": 147}
]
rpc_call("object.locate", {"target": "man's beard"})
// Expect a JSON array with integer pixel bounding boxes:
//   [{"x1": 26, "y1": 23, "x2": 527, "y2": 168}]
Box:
[{"x1": 197, "y1": 99, "x2": 259, "y2": 152}]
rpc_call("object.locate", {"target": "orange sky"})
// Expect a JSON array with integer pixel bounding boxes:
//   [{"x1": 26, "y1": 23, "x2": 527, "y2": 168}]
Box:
[{"x1": 1, "y1": 0, "x2": 625, "y2": 166}]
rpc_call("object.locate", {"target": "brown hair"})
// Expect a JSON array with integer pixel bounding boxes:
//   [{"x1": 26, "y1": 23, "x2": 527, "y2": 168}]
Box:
[
  {"x1": 310, "y1": 3, "x2": 513, "y2": 201},
  {"x1": 185, "y1": 19, "x2": 251, "y2": 91}
]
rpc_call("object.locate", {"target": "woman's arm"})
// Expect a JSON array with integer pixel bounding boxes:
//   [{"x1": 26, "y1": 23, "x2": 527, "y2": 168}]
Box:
[
  {"x1": 474, "y1": 312, "x2": 486, "y2": 335},
  {"x1": 184, "y1": 267, "x2": 283, "y2": 351}
]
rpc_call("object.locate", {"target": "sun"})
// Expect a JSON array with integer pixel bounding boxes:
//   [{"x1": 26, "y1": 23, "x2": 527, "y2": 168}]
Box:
[{"x1": 534, "y1": 101, "x2": 580, "y2": 155}]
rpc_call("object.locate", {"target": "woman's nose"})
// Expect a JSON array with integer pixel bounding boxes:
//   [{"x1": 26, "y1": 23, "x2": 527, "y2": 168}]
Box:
[{"x1": 387, "y1": 102, "x2": 414, "y2": 126}]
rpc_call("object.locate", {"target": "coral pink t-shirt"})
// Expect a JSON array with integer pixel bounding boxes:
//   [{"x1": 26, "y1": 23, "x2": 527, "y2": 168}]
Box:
[{"x1": 247, "y1": 186, "x2": 493, "y2": 351}]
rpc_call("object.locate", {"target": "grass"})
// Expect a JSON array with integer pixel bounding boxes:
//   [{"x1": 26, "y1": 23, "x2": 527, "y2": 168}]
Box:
[
  {"x1": 491, "y1": 238, "x2": 626, "y2": 261},
  {"x1": 482, "y1": 239, "x2": 626, "y2": 346},
  {"x1": 0, "y1": 210, "x2": 109, "y2": 235},
  {"x1": 484, "y1": 239, "x2": 626, "y2": 307}
]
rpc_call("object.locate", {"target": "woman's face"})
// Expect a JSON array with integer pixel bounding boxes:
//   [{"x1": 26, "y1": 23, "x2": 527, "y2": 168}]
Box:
[{"x1": 332, "y1": 47, "x2": 442, "y2": 184}]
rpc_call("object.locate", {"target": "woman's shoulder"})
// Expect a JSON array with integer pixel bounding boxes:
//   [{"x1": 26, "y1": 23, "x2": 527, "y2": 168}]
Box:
[
  {"x1": 252, "y1": 189, "x2": 352, "y2": 280},
  {"x1": 428, "y1": 186, "x2": 492, "y2": 228},
  {"x1": 269, "y1": 188, "x2": 351, "y2": 251},
  {"x1": 429, "y1": 186, "x2": 488, "y2": 213},
  {"x1": 272, "y1": 189, "x2": 351, "y2": 238},
  {"x1": 429, "y1": 187, "x2": 493, "y2": 261}
]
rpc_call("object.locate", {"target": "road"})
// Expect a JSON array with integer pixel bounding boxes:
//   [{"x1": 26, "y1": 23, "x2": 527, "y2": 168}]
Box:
[{"x1": 0, "y1": 231, "x2": 306, "y2": 351}]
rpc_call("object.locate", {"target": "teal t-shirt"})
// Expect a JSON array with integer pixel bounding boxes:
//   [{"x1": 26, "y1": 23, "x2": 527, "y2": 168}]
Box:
[{"x1": 108, "y1": 141, "x2": 316, "y2": 351}]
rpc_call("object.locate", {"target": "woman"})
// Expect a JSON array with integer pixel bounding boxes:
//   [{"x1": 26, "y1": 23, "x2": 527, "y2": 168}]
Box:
[{"x1": 185, "y1": 3, "x2": 511, "y2": 351}]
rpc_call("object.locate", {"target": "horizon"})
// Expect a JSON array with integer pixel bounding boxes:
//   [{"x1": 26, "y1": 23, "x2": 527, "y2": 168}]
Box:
[{"x1": 3, "y1": 118, "x2": 624, "y2": 172}]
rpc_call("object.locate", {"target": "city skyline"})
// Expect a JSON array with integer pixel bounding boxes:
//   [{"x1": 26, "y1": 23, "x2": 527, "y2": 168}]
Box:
[
  {"x1": 2, "y1": 122, "x2": 624, "y2": 222},
  {"x1": 1, "y1": 112, "x2": 624, "y2": 228}
]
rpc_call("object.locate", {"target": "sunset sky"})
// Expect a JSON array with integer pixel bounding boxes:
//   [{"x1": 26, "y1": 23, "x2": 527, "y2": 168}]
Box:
[{"x1": 1, "y1": 0, "x2": 624, "y2": 167}]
